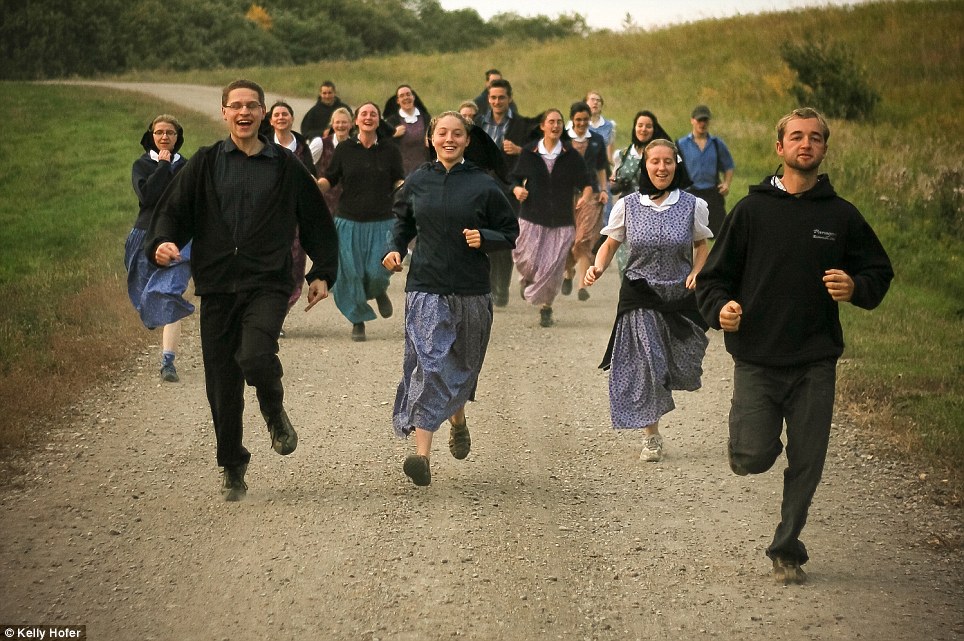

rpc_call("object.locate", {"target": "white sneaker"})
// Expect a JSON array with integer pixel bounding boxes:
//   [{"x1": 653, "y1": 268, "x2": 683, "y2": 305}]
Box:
[{"x1": 640, "y1": 434, "x2": 664, "y2": 462}]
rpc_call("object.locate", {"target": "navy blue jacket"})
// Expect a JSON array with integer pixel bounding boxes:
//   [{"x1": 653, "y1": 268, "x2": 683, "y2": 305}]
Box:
[{"x1": 391, "y1": 160, "x2": 518, "y2": 295}]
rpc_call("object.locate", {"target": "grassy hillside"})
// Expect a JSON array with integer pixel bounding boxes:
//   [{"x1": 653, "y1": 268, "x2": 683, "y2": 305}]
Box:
[{"x1": 2, "y1": 0, "x2": 962, "y2": 475}]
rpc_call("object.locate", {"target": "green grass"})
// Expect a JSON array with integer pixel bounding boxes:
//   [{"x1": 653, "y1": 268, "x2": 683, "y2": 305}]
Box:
[
  {"x1": 0, "y1": 84, "x2": 224, "y2": 444},
  {"x1": 3, "y1": 0, "x2": 962, "y2": 473}
]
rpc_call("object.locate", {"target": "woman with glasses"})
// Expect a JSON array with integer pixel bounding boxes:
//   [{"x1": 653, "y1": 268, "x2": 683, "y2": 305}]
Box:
[
  {"x1": 384, "y1": 84, "x2": 431, "y2": 176},
  {"x1": 127, "y1": 114, "x2": 194, "y2": 382}
]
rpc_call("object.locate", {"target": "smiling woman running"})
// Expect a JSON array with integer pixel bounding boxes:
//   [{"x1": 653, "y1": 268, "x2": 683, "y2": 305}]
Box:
[
  {"x1": 383, "y1": 111, "x2": 518, "y2": 486},
  {"x1": 585, "y1": 139, "x2": 711, "y2": 463}
]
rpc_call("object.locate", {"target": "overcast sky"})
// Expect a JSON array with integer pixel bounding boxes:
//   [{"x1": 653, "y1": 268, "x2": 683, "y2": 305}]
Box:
[{"x1": 437, "y1": 0, "x2": 877, "y2": 31}]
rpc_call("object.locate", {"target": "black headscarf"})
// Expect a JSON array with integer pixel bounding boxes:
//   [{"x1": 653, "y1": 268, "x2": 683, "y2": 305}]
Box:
[
  {"x1": 383, "y1": 85, "x2": 432, "y2": 123},
  {"x1": 139, "y1": 118, "x2": 184, "y2": 155},
  {"x1": 635, "y1": 140, "x2": 693, "y2": 199},
  {"x1": 629, "y1": 110, "x2": 671, "y2": 150}
]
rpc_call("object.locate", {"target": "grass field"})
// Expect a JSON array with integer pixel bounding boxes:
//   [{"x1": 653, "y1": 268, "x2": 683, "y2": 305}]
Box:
[
  {"x1": 0, "y1": 85, "x2": 224, "y2": 444},
  {"x1": 1, "y1": 0, "x2": 961, "y2": 479}
]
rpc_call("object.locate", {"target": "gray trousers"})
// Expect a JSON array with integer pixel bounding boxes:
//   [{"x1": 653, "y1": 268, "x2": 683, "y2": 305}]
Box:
[{"x1": 728, "y1": 358, "x2": 837, "y2": 565}]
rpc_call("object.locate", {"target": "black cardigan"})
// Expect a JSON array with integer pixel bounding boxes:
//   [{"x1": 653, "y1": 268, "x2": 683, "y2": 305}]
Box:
[{"x1": 511, "y1": 142, "x2": 592, "y2": 227}]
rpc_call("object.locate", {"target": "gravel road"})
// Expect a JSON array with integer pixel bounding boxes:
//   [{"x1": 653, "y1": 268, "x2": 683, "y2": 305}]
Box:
[{"x1": 1, "y1": 82, "x2": 960, "y2": 641}]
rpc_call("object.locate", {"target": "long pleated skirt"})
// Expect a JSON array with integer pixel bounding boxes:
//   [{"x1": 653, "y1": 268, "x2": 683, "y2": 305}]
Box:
[
  {"x1": 124, "y1": 228, "x2": 194, "y2": 330},
  {"x1": 392, "y1": 292, "x2": 493, "y2": 436},
  {"x1": 512, "y1": 220, "x2": 575, "y2": 307},
  {"x1": 331, "y1": 217, "x2": 394, "y2": 324}
]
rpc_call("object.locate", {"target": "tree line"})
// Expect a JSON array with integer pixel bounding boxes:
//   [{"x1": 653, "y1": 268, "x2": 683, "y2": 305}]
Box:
[{"x1": 0, "y1": 0, "x2": 589, "y2": 80}]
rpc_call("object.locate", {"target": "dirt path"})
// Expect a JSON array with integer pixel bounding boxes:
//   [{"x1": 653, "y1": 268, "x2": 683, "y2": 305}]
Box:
[{"x1": 2, "y1": 83, "x2": 961, "y2": 641}]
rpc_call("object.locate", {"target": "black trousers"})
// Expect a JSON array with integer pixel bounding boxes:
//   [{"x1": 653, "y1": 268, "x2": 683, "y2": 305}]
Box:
[
  {"x1": 199, "y1": 290, "x2": 288, "y2": 468},
  {"x1": 728, "y1": 358, "x2": 837, "y2": 565},
  {"x1": 488, "y1": 250, "x2": 513, "y2": 305},
  {"x1": 687, "y1": 186, "x2": 726, "y2": 237}
]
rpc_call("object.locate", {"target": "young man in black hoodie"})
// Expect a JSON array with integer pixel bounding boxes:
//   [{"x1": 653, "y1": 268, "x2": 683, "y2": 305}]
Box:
[
  {"x1": 147, "y1": 79, "x2": 339, "y2": 501},
  {"x1": 696, "y1": 107, "x2": 893, "y2": 585}
]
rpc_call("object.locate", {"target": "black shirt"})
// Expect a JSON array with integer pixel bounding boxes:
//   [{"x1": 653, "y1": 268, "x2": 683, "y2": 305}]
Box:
[{"x1": 215, "y1": 137, "x2": 282, "y2": 244}]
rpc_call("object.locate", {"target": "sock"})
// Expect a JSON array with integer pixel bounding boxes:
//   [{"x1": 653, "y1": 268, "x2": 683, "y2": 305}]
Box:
[{"x1": 162, "y1": 351, "x2": 175, "y2": 368}]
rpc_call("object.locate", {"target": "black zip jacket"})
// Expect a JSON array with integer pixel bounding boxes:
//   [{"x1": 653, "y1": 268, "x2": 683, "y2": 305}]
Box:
[
  {"x1": 390, "y1": 160, "x2": 518, "y2": 295},
  {"x1": 696, "y1": 174, "x2": 893, "y2": 367},
  {"x1": 144, "y1": 139, "x2": 338, "y2": 296}
]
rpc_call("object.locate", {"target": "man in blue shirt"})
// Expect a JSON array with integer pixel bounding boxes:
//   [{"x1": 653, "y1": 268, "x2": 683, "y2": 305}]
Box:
[{"x1": 677, "y1": 105, "x2": 735, "y2": 236}]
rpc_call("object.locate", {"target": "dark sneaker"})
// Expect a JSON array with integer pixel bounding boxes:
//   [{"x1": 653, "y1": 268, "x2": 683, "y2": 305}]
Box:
[
  {"x1": 221, "y1": 463, "x2": 248, "y2": 502},
  {"x1": 561, "y1": 277, "x2": 573, "y2": 296},
  {"x1": 351, "y1": 322, "x2": 366, "y2": 342},
  {"x1": 539, "y1": 307, "x2": 554, "y2": 327},
  {"x1": 375, "y1": 293, "x2": 393, "y2": 318},
  {"x1": 160, "y1": 364, "x2": 179, "y2": 383},
  {"x1": 772, "y1": 557, "x2": 808, "y2": 585},
  {"x1": 493, "y1": 292, "x2": 508, "y2": 307},
  {"x1": 279, "y1": 328, "x2": 286, "y2": 339},
  {"x1": 577, "y1": 287, "x2": 590, "y2": 301},
  {"x1": 449, "y1": 420, "x2": 471, "y2": 460},
  {"x1": 264, "y1": 409, "x2": 298, "y2": 455},
  {"x1": 403, "y1": 454, "x2": 431, "y2": 486}
]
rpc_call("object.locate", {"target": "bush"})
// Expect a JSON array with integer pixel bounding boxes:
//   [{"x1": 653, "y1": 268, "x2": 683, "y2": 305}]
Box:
[{"x1": 780, "y1": 40, "x2": 880, "y2": 120}]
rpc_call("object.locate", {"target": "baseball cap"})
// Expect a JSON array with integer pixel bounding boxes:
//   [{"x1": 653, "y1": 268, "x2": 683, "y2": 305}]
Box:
[{"x1": 691, "y1": 105, "x2": 712, "y2": 120}]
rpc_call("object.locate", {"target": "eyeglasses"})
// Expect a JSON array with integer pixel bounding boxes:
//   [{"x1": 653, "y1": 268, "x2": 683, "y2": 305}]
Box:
[
  {"x1": 153, "y1": 130, "x2": 178, "y2": 137},
  {"x1": 223, "y1": 102, "x2": 263, "y2": 112}
]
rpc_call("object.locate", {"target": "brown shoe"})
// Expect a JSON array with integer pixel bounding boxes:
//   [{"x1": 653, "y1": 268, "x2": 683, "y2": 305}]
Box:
[
  {"x1": 448, "y1": 420, "x2": 471, "y2": 460},
  {"x1": 403, "y1": 454, "x2": 431, "y2": 486},
  {"x1": 772, "y1": 557, "x2": 808, "y2": 585}
]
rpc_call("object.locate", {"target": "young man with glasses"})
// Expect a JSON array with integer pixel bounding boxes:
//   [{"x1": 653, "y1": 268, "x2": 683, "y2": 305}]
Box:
[{"x1": 146, "y1": 79, "x2": 339, "y2": 501}]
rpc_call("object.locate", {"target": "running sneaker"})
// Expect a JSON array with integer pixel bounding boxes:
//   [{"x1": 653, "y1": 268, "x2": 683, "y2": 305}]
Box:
[{"x1": 640, "y1": 434, "x2": 664, "y2": 462}]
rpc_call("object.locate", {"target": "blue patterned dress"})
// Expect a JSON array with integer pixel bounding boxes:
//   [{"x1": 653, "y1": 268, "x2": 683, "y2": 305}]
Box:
[{"x1": 605, "y1": 190, "x2": 711, "y2": 428}]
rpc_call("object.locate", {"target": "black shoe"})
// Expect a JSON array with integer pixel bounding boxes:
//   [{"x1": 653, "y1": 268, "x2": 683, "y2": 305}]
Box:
[
  {"x1": 160, "y1": 364, "x2": 179, "y2": 383},
  {"x1": 221, "y1": 463, "x2": 248, "y2": 501},
  {"x1": 577, "y1": 287, "x2": 590, "y2": 301},
  {"x1": 375, "y1": 294, "x2": 393, "y2": 318},
  {"x1": 727, "y1": 441, "x2": 749, "y2": 476},
  {"x1": 493, "y1": 292, "x2": 508, "y2": 307},
  {"x1": 539, "y1": 307, "x2": 554, "y2": 327},
  {"x1": 449, "y1": 420, "x2": 471, "y2": 460},
  {"x1": 403, "y1": 454, "x2": 431, "y2": 486},
  {"x1": 263, "y1": 409, "x2": 298, "y2": 455},
  {"x1": 351, "y1": 322, "x2": 366, "y2": 342},
  {"x1": 279, "y1": 328, "x2": 286, "y2": 339},
  {"x1": 561, "y1": 278, "x2": 573, "y2": 296}
]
